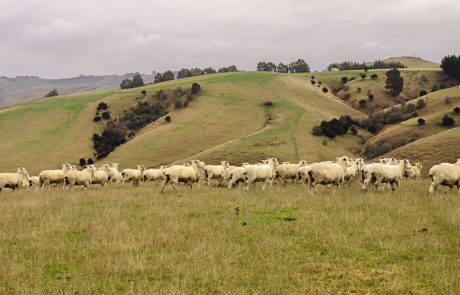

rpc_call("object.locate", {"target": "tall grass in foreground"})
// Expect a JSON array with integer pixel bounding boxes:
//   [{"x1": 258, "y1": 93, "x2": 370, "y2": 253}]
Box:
[{"x1": 0, "y1": 180, "x2": 459, "y2": 293}]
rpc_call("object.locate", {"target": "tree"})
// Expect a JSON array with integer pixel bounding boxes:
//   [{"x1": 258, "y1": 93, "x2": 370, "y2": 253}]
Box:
[
  {"x1": 419, "y1": 90, "x2": 427, "y2": 97},
  {"x1": 163, "y1": 70, "x2": 175, "y2": 81},
  {"x1": 87, "y1": 158, "x2": 94, "y2": 165},
  {"x1": 165, "y1": 115, "x2": 171, "y2": 123},
  {"x1": 441, "y1": 54, "x2": 460, "y2": 81},
  {"x1": 154, "y1": 73, "x2": 164, "y2": 84},
  {"x1": 191, "y1": 68, "x2": 204, "y2": 76},
  {"x1": 368, "y1": 94, "x2": 374, "y2": 101},
  {"x1": 177, "y1": 68, "x2": 192, "y2": 79},
  {"x1": 97, "y1": 102, "x2": 108, "y2": 110},
  {"x1": 341, "y1": 77, "x2": 348, "y2": 84},
  {"x1": 203, "y1": 67, "x2": 216, "y2": 74},
  {"x1": 191, "y1": 83, "x2": 201, "y2": 94},
  {"x1": 93, "y1": 116, "x2": 101, "y2": 123},
  {"x1": 44, "y1": 88, "x2": 59, "y2": 97},
  {"x1": 454, "y1": 107, "x2": 460, "y2": 114},
  {"x1": 385, "y1": 68, "x2": 404, "y2": 96},
  {"x1": 132, "y1": 73, "x2": 144, "y2": 88},
  {"x1": 289, "y1": 59, "x2": 310, "y2": 73},
  {"x1": 370, "y1": 74, "x2": 378, "y2": 79},
  {"x1": 359, "y1": 99, "x2": 368, "y2": 108},
  {"x1": 102, "y1": 112, "x2": 111, "y2": 120},
  {"x1": 442, "y1": 115, "x2": 455, "y2": 126},
  {"x1": 417, "y1": 118, "x2": 425, "y2": 126},
  {"x1": 120, "y1": 78, "x2": 133, "y2": 89},
  {"x1": 276, "y1": 63, "x2": 289, "y2": 73},
  {"x1": 322, "y1": 87, "x2": 328, "y2": 93},
  {"x1": 360, "y1": 74, "x2": 366, "y2": 79}
]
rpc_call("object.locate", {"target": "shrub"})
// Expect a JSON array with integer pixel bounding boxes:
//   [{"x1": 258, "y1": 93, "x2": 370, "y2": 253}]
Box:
[
  {"x1": 431, "y1": 84, "x2": 439, "y2": 92},
  {"x1": 262, "y1": 101, "x2": 273, "y2": 107},
  {"x1": 311, "y1": 80, "x2": 316, "y2": 85},
  {"x1": 79, "y1": 158, "x2": 86, "y2": 167},
  {"x1": 367, "y1": 124, "x2": 377, "y2": 134},
  {"x1": 191, "y1": 83, "x2": 201, "y2": 94},
  {"x1": 368, "y1": 94, "x2": 374, "y2": 101},
  {"x1": 442, "y1": 115, "x2": 455, "y2": 126},
  {"x1": 359, "y1": 99, "x2": 368, "y2": 108},
  {"x1": 311, "y1": 76, "x2": 315, "y2": 79},
  {"x1": 419, "y1": 90, "x2": 427, "y2": 97},
  {"x1": 120, "y1": 78, "x2": 133, "y2": 89},
  {"x1": 186, "y1": 93, "x2": 194, "y2": 102},
  {"x1": 406, "y1": 103, "x2": 416, "y2": 113},
  {"x1": 318, "y1": 81, "x2": 322, "y2": 85},
  {"x1": 357, "y1": 87, "x2": 362, "y2": 93},
  {"x1": 312, "y1": 126, "x2": 322, "y2": 136},
  {"x1": 350, "y1": 126, "x2": 358, "y2": 135},
  {"x1": 87, "y1": 158, "x2": 94, "y2": 165},
  {"x1": 165, "y1": 115, "x2": 171, "y2": 123},
  {"x1": 445, "y1": 97, "x2": 451, "y2": 105},
  {"x1": 360, "y1": 74, "x2": 366, "y2": 79},
  {"x1": 184, "y1": 102, "x2": 188, "y2": 108},
  {"x1": 141, "y1": 90, "x2": 147, "y2": 96},
  {"x1": 454, "y1": 107, "x2": 460, "y2": 114},
  {"x1": 322, "y1": 87, "x2": 328, "y2": 93},
  {"x1": 44, "y1": 89, "x2": 58, "y2": 97},
  {"x1": 417, "y1": 118, "x2": 425, "y2": 126},
  {"x1": 416, "y1": 99, "x2": 426, "y2": 110},
  {"x1": 93, "y1": 116, "x2": 101, "y2": 123},
  {"x1": 341, "y1": 77, "x2": 348, "y2": 84},
  {"x1": 332, "y1": 87, "x2": 342, "y2": 93},
  {"x1": 370, "y1": 74, "x2": 378, "y2": 79},
  {"x1": 97, "y1": 102, "x2": 108, "y2": 110},
  {"x1": 101, "y1": 112, "x2": 111, "y2": 120}
]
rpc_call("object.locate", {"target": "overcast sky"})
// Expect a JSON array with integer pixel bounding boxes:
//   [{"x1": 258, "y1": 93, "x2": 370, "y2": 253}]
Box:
[{"x1": 0, "y1": 0, "x2": 459, "y2": 78}]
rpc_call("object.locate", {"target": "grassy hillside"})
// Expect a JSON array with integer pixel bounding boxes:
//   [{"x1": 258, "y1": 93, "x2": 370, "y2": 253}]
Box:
[
  {"x1": 381, "y1": 56, "x2": 440, "y2": 69},
  {"x1": 1, "y1": 181, "x2": 459, "y2": 293},
  {"x1": 0, "y1": 72, "x2": 366, "y2": 173}
]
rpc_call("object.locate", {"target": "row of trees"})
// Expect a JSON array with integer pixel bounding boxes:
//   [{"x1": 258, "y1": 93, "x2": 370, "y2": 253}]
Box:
[
  {"x1": 153, "y1": 66, "x2": 237, "y2": 84},
  {"x1": 257, "y1": 59, "x2": 310, "y2": 73},
  {"x1": 326, "y1": 60, "x2": 406, "y2": 71},
  {"x1": 120, "y1": 73, "x2": 144, "y2": 89}
]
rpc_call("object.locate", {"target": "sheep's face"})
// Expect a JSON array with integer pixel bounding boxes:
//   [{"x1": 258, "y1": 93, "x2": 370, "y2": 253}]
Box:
[
  {"x1": 299, "y1": 160, "x2": 307, "y2": 166},
  {"x1": 403, "y1": 159, "x2": 412, "y2": 169},
  {"x1": 336, "y1": 156, "x2": 352, "y2": 167},
  {"x1": 221, "y1": 161, "x2": 230, "y2": 168}
]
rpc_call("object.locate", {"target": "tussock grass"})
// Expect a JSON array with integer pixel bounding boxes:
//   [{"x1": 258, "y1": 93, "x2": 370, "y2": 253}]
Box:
[{"x1": 1, "y1": 180, "x2": 459, "y2": 293}]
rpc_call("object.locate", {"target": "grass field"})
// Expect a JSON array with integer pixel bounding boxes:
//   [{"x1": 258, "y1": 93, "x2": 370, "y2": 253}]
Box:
[{"x1": 0, "y1": 180, "x2": 459, "y2": 293}]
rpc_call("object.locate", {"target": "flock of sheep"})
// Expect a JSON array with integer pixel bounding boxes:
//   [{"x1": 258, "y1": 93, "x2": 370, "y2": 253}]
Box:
[{"x1": 1, "y1": 156, "x2": 459, "y2": 193}]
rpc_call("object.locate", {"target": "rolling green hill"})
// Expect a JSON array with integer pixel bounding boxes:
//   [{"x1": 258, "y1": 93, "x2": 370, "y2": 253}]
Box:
[{"x1": 0, "y1": 72, "x2": 365, "y2": 174}]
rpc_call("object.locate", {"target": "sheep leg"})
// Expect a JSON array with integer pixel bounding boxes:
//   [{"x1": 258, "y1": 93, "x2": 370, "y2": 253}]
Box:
[
  {"x1": 429, "y1": 180, "x2": 440, "y2": 193},
  {"x1": 160, "y1": 179, "x2": 168, "y2": 193}
]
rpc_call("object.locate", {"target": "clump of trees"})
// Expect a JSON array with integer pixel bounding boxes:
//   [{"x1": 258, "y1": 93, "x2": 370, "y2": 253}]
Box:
[
  {"x1": 44, "y1": 89, "x2": 59, "y2": 97},
  {"x1": 154, "y1": 70, "x2": 175, "y2": 84},
  {"x1": 441, "y1": 54, "x2": 460, "y2": 81},
  {"x1": 257, "y1": 59, "x2": 310, "y2": 73},
  {"x1": 385, "y1": 68, "x2": 404, "y2": 96},
  {"x1": 120, "y1": 73, "x2": 144, "y2": 89},
  {"x1": 93, "y1": 83, "x2": 201, "y2": 159},
  {"x1": 218, "y1": 65, "x2": 238, "y2": 73},
  {"x1": 312, "y1": 116, "x2": 359, "y2": 139},
  {"x1": 326, "y1": 60, "x2": 405, "y2": 71}
]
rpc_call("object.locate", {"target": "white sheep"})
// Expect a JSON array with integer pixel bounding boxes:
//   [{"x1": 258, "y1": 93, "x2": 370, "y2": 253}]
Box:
[
  {"x1": 428, "y1": 160, "x2": 460, "y2": 193},
  {"x1": 227, "y1": 166, "x2": 247, "y2": 188},
  {"x1": 122, "y1": 165, "x2": 146, "y2": 186},
  {"x1": 64, "y1": 165, "x2": 97, "y2": 190},
  {"x1": 0, "y1": 167, "x2": 31, "y2": 191},
  {"x1": 308, "y1": 156, "x2": 352, "y2": 193},
  {"x1": 275, "y1": 160, "x2": 308, "y2": 184},
  {"x1": 161, "y1": 160, "x2": 206, "y2": 192},
  {"x1": 362, "y1": 159, "x2": 412, "y2": 192},
  {"x1": 243, "y1": 158, "x2": 279, "y2": 191},
  {"x1": 39, "y1": 164, "x2": 74, "y2": 188},
  {"x1": 90, "y1": 165, "x2": 109, "y2": 187},
  {"x1": 405, "y1": 162, "x2": 422, "y2": 180},
  {"x1": 343, "y1": 158, "x2": 364, "y2": 185},
  {"x1": 204, "y1": 161, "x2": 230, "y2": 186},
  {"x1": 143, "y1": 166, "x2": 165, "y2": 182},
  {"x1": 29, "y1": 176, "x2": 40, "y2": 189}
]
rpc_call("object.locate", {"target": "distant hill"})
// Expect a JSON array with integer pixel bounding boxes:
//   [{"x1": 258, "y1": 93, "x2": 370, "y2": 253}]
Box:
[
  {"x1": 366, "y1": 56, "x2": 440, "y2": 69},
  {"x1": 0, "y1": 73, "x2": 153, "y2": 106}
]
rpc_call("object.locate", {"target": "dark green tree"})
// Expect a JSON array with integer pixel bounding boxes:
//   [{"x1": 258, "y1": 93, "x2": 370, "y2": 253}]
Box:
[
  {"x1": 385, "y1": 68, "x2": 404, "y2": 96},
  {"x1": 177, "y1": 68, "x2": 192, "y2": 79},
  {"x1": 120, "y1": 79, "x2": 133, "y2": 89},
  {"x1": 203, "y1": 67, "x2": 216, "y2": 74},
  {"x1": 44, "y1": 88, "x2": 59, "y2": 97},
  {"x1": 289, "y1": 59, "x2": 310, "y2": 73},
  {"x1": 441, "y1": 54, "x2": 460, "y2": 81},
  {"x1": 163, "y1": 70, "x2": 175, "y2": 81},
  {"x1": 132, "y1": 73, "x2": 144, "y2": 88},
  {"x1": 154, "y1": 73, "x2": 164, "y2": 84}
]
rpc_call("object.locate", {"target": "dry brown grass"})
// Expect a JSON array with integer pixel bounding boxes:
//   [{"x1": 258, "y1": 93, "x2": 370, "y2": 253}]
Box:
[{"x1": 1, "y1": 180, "x2": 459, "y2": 293}]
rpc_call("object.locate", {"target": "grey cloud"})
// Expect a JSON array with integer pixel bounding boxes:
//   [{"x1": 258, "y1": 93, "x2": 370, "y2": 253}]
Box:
[{"x1": 0, "y1": 0, "x2": 459, "y2": 78}]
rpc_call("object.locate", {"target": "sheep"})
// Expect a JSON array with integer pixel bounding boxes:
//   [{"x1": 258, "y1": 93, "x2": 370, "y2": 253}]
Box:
[
  {"x1": 29, "y1": 176, "x2": 40, "y2": 189},
  {"x1": 243, "y1": 158, "x2": 279, "y2": 191},
  {"x1": 362, "y1": 159, "x2": 412, "y2": 192},
  {"x1": 428, "y1": 160, "x2": 460, "y2": 193},
  {"x1": 39, "y1": 164, "x2": 74, "y2": 188},
  {"x1": 161, "y1": 160, "x2": 206, "y2": 192},
  {"x1": 227, "y1": 167, "x2": 247, "y2": 188},
  {"x1": 143, "y1": 166, "x2": 165, "y2": 182},
  {"x1": 122, "y1": 165, "x2": 146, "y2": 186},
  {"x1": 64, "y1": 165, "x2": 97, "y2": 190},
  {"x1": 90, "y1": 165, "x2": 109, "y2": 187},
  {"x1": 100, "y1": 163, "x2": 124, "y2": 184},
  {"x1": 405, "y1": 162, "x2": 422, "y2": 180},
  {"x1": 308, "y1": 156, "x2": 352, "y2": 193},
  {"x1": 222, "y1": 165, "x2": 237, "y2": 183},
  {"x1": 204, "y1": 161, "x2": 230, "y2": 186},
  {"x1": 275, "y1": 160, "x2": 308, "y2": 185},
  {"x1": 343, "y1": 158, "x2": 364, "y2": 185},
  {"x1": 295, "y1": 165, "x2": 312, "y2": 186},
  {"x1": 0, "y1": 167, "x2": 31, "y2": 191}
]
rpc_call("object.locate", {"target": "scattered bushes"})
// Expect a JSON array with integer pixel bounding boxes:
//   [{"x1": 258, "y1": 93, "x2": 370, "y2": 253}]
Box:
[
  {"x1": 341, "y1": 77, "x2": 348, "y2": 84},
  {"x1": 311, "y1": 80, "x2": 316, "y2": 85},
  {"x1": 362, "y1": 132, "x2": 420, "y2": 159},
  {"x1": 360, "y1": 74, "x2": 366, "y2": 79},
  {"x1": 312, "y1": 116, "x2": 359, "y2": 139},
  {"x1": 101, "y1": 112, "x2": 111, "y2": 120},
  {"x1": 322, "y1": 87, "x2": 329, "y2": 93},
  {"x1": 191, "y1": 83, "x2": 201, "y2": 94},
  {"x1": 79, "y1": 158, "x2": 86, "y2": 167},
  {"x1": 417, "y1": 118, "x2": 425, "y2": 126},
  {"x1": 93, "y1": 116, "x2": 101, "y2": 123},
  {"x1": 357, "y1": 87, "x2": 362, "y2": 93},
  {"x1": 262, "y1": 101, "x2": 273, "y2": 107},
  {"x1": 454, "y1": 107, "x2": 460, "y2": 114},
  {"x1": 165, "y1": 116, "x2": 171, "y2": 123},
  {"x1": 419, "y1": 90, "x2": 427, "y2": 97},
  {"x1": 44, "y1": 89, "x2": 59, "y2": 97},
  {"x1": 97, "y1": 102, "x2": 108, "y2": 110}
]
